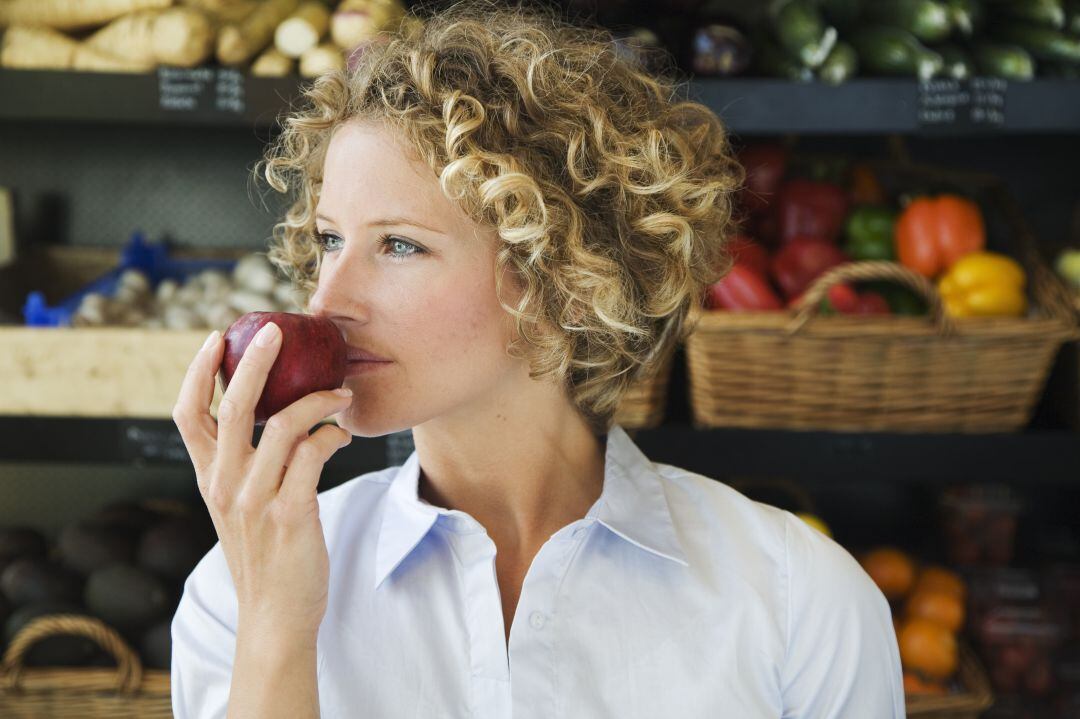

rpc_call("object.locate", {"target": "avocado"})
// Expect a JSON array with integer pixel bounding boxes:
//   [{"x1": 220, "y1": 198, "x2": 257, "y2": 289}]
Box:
[
  {"x1": 90, "y1": 501, "x2": 160, "y2": 541},
  {"x1": 4, "y1": 600, "x2": 97, "y2": 667},
  {"x1": 58, "y1": 520, "x2": 138, "y2": 577},
  {"x1": 137, "y1": 519, "x2": 214, "y2": 583},
  {"x1": 0, "y1": 558, "x2": 83, "y2": 606},
  {"x1": 141, "y1": 619, "x2": 172, "y2": 670},
  {"x1": 0, "y1": 527, "x2": 48, "y2": 575},
  {"x1": 84, "y1": 564, "x2": 172, "y2": 633}
]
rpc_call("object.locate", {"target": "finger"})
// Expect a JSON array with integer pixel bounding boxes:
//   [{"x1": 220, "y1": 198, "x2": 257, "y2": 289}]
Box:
[
  {"x1": 246, "y1": 389, "x2": 354, "y2": 498},
  {"x1": 172, "y1": 330, "x2": 224, "y2": 474},
  {"x1": 216, "y1": 321, "x2": 282, "y2": 466},
  {"x1": 277, "y1": 423, "x2": 352, "y2": 507}
]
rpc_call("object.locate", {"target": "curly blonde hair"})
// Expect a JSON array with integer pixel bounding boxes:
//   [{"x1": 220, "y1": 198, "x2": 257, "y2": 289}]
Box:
[{"x1": 259, "y1": 0, "x2": 742, "y2": 435}]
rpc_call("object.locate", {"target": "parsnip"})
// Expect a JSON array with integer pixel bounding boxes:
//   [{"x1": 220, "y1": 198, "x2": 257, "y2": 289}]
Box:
[
  {"x1": 216, "y1": 0, "x2": 298, "y2": 65},
  {"x1": 2, "y1": 0, "x2": 173, "y2": 32},
  {"x1": 330, "y1": 0, "x2": 404, "y2": 51},
  {"x1": 0, "y1": 23, "x2": 153, "y2": 72},
  {"x1": 299, "y1": 40, "x2": 343, "y2": 77},
  {"x1": 0, "y1": 25, "x2": 79, "y2": 69},
  {"x1": 251, "y1": 46, "x2": 293, "y2": 76},
  {"x1": 181, "y1": 0, "x2": 256, "y2": 24},
  {"x1": 274, "y1": 1, "x2": 329, "y2": 58},
  {"x1": 85, "y1": 7, "x2": 214, "y2": 67}
]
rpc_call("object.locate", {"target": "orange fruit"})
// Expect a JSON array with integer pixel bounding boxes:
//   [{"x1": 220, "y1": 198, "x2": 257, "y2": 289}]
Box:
[
  {"x1": 904, "y1": 672, "x2": 948, "y2": 696},
  {"x1": 861, "y1": 547, "x2": 917, "y2": 601},
  {"x1": 914, "y1": 566, "x2": 966, "y2": 602},
  {"x1": 898, "y1": 617, "x2": 958, "y2": 681},
  {"x1": 906, "y1": 588, "x2": 965, "y2": 633}
]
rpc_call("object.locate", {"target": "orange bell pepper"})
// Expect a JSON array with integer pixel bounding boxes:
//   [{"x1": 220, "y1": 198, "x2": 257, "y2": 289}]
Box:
[{"x1": 895, "y1": 195, "x2": 986, "y2": 278}]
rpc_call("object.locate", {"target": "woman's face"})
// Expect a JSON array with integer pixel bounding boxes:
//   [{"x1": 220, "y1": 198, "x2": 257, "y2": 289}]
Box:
[{"x1": 307, "y1": 120, "x2": 523, "y2": 437}]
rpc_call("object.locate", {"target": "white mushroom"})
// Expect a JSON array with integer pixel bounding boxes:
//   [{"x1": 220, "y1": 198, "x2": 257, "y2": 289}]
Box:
[
  {"x1": 163, "y1": 304, "x2": 203, "y2": 330},
  {"x1": 233, "y1": 254, "x2": 278, "y2": 295},
  {"x1": 174, "y1": 284, "x2": 202, "y2": 307},
  {"x1": 205, "y1": 303, "x2": 241, "y2": 331},
  {"x1": 74, "y1": 293, "x2": 109, "y2": 326},
  {"x1": 228, "y1": 289, "x2": 278, "y2": 315},
  {"x1": 156, "y1": 278, "x2": 179, "y2": 304}
]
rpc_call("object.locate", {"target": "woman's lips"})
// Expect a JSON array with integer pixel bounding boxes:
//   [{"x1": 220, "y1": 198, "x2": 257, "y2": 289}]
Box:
[{"x1": 346, "y1": 346, "x2": 391, "y2": 362}]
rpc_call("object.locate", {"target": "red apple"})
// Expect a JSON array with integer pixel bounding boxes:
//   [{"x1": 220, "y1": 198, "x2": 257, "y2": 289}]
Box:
[{"x1": 218, "y1": 312, "x2": 348, "y2": 426}]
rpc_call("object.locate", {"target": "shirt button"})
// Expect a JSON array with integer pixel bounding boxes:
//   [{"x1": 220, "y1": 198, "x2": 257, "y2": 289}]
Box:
[{"x1": 529, "y1": 611, "x2": 547, "y2": 630}]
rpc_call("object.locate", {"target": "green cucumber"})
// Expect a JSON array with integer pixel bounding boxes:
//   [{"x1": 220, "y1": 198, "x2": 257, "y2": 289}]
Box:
[
  {"x1": 771, "y1": 0, "x2": 838, "y2": 68},
  {"x1": 946, "y1": 0, "x2": 984, "y2": 36},
  {"x1": 866, "y1": 0, "x2": 953, "y2": 43},
  {"x1": 937, "y1": 44, "x2": 975, "y2": 78},
  {"x1": 972, "y1": 42, "x2": 1036, "y2": 79},
  {"x1": 991, "y1": 22, "x2": 1080, "y2": 62},
  {"x1": 818, "y1": 40, "x2": 859, "y2": 84},
  {"x1": 850, "y1": 26, "x2": 945, "y2": 79},
  {"x1": 982, "y1": 0, "x2": 1065, "y2": 29}
]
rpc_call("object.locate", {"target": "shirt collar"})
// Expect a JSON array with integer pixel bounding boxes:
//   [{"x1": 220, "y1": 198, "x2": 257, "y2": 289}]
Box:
[{"x1": 373, "y1": 424, "x2": 689, "y2": 590}]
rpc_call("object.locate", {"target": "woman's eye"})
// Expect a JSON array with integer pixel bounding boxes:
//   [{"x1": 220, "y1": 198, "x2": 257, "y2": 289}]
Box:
[
  {"x1": 314, "y1": 231, "x2": 344, "y2": 252},
  {"x1": 379, "y1": 235, "x2": 426, "y2": 260}
]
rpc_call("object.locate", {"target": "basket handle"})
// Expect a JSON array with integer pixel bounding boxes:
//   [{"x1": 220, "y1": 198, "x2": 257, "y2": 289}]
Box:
[
  {"x1": 0, "y1": 614, "x2": 144, "y2": 694},
  {"x1": 786, "y1": 261, "x2": 956, "y2": 336}
]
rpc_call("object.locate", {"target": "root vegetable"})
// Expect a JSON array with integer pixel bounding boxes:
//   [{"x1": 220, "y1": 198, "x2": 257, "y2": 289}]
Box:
[
  {"x1": 274, "y1": 1, "x2": 329, "y2": 58},
  {"x1": 1, "y1": 25, "x2": 79, "y2": 70},
  {"x1": 2, "y1": 0, "x2": 173, "y2": 32},
  {"x1": 251, "y1": 46, "x2": 293, "y2": 76},
  {"x1": 228, "y1": 289, "x2": 278, "y2": 314},
  {"x1": 330, "y1": 0, "x2": 404, "y2": 51},
  {"x1": 85, "y1": 7, "x2": 214, "y2": 68},
  {"x1": 216, "y1": 0, "x2": 298, "y2": 65},
  {"x1": 299, "y1": 41, "x2": 343, "y2": 77}
]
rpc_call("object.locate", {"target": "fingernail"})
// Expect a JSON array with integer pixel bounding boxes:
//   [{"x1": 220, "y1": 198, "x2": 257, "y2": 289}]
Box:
[
  {"x1": 254, "y1": 322, "x2": 280, "y2": 348},
  {"x1": 201, "y1": 330, "x2": 220, "y2": 351},
  {"x1": 333, "y1": 388, "x2": 353, "y2": 397}
]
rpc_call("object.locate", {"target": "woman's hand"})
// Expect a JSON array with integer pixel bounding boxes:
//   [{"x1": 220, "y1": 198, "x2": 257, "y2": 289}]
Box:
[{"x1": 172, "y1": 322, "x2": 354, "y2": 638}]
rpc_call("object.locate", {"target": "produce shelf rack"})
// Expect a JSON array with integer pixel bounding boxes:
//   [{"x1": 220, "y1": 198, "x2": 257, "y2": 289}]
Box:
[{"x1": 2, "y1": 70, "x2": 1079, "y2": 135}]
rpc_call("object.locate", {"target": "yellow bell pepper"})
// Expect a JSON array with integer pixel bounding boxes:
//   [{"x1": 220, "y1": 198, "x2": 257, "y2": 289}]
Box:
[{"x1": 937, "y1": 251, "x2": 1027, "y2": 318}]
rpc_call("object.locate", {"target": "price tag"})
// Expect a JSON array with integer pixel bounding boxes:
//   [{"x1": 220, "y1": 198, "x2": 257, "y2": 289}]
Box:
[
  {"x1": 120, "y1": 421, "x2": 190, "y2": 464},
  {"x1": 918, "y1": 78, "x2": 1007, "y2": 132},
  {"x1": 158, "y1": 67, "x2": 247, "y2": 115},
  {"x1": 385, "y1": 430, "x2": 416, "y2": 467}
]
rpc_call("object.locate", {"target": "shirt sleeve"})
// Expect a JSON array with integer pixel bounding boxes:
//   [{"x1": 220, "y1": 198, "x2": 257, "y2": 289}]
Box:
[
  {"x1": 779, "y1": 512, "x2": 906, "y2": 719},
  {"x1": 171, "y1": 542, "x2": 238, "y2": 719}
]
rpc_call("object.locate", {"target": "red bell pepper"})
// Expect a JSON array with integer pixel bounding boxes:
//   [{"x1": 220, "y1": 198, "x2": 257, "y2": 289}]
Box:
[
  {"x1": 729, "y1": 235, "x2": 770, "y2": 278},
  {"x1": 777, "y1": 178, "x2": 850, "y2": 245},
  {"x1": 826, "y1": 283, "x2": 859, "y2": 313},
  {"x1": 738, "y1": 144, "x2": 788, "y2": 217},
  {"x1": 706, "y1": 264, "x2": 783, "y2": 311},
  {"x1": 854, "y1": 291, "x2": 892, "y2": 315},
  {"x1": 770, "y1": 236, "x2": 850, "y2": 300}
]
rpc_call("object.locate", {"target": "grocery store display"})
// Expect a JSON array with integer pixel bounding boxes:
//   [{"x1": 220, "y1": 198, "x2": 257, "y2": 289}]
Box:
[
  {"x1": 0, "y1": 0, "x2": 411, "y2": 77},
  {"x1": 0, "y1": 498, "x2": 214, "y2": 670},
  {"x1": 218, "y1": 311, "x2": 348, "y2": 425},
  {"x1": 69, "y1": 251, "x2": 302, "y2": 330}
]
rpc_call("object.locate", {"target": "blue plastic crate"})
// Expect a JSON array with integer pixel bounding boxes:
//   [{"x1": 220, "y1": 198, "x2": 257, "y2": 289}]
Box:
[{"x1": 23, "y1": 232, "x2": 237, "y2": 327}]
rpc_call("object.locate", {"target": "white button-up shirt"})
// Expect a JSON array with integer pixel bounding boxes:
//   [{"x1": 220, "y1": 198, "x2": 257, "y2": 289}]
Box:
[{"x1": 172, "y1": 424, "x2": 905, "y2": 718}]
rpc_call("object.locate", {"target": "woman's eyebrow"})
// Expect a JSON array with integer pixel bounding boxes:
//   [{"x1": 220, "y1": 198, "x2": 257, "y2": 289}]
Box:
[{"x1": 316, "y1": 212, "x2": 447, "y2": 236}]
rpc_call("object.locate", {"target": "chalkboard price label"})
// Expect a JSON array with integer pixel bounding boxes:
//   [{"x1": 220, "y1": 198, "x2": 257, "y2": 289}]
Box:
[
  {"x1": 918, "y1": 77, "x2": 1007, "y2": 131},
  {"x1": 120, "y1": 421, "x2": 190, "y2": 464},
  {"x1": 158, "y1": 67, "x2": 247, "y2": 115}
]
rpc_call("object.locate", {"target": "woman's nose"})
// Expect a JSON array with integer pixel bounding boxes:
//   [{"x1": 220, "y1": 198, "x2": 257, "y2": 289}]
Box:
[{"x1": 307, "y1": 255, "x2": 366, "y2": 320}]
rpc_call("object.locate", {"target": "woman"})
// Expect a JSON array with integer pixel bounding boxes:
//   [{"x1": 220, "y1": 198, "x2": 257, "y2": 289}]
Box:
[{"x1": 170, "y1": 2, "x2": 904, "y2": 717}]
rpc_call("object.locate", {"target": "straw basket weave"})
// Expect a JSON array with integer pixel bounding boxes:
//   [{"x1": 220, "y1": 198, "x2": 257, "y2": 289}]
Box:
[
  {"x1": 0, "y1": 614, "x2": 171, "y2": 718},
  {"x1": 686, "y1": 171, "x2": 1079, "y2": 433},
  {"x1": 613, "y1": 345, "x2": 676, "y2": 429},
  {"x1": 907, "y1": 644, "x2": 994, "y2": 718}
]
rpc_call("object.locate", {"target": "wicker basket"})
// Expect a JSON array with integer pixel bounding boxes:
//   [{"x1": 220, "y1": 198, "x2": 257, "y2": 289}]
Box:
[
  {"x1": 907, "y1": 644, "x2": 994, "y2": 718},
  {"x1": 0, "y1": 614, "x2": 171, "y2": 718},
  {"x1": 686, "y1": 165, "x2": 1079, "y2": 433},
  {"x1": 613, "y1": 346, "x2": 676, "y2": 429}
]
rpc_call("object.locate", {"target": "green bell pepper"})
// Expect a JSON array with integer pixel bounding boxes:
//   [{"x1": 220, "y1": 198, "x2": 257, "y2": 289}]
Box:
[{"x1": 843, "y1": 205, "x2": 898, "y2": 261}]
